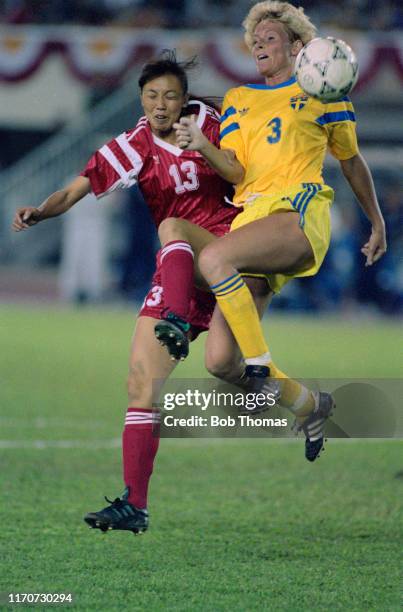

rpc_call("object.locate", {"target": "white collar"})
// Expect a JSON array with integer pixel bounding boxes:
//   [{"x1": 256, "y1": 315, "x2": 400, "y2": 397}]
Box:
[{"x1": 152, "y1": 100, "x2": 207, "y2": 157}]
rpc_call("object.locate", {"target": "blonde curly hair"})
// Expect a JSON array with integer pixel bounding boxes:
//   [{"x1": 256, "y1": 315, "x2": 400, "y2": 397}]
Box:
[{"x1": 243, "y1": 1, "x2": 317, "y2": 49}]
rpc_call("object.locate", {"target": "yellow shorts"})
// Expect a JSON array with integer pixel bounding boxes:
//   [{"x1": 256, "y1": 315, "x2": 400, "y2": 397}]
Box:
[{"x1": 230, "y1": 183, "x2": 334, "y2": 293}]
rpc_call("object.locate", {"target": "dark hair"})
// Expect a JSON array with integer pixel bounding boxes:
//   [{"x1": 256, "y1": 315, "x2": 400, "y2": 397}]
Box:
[{"x1": 138, "y1": 49, "x2": 197, "y2": 95}]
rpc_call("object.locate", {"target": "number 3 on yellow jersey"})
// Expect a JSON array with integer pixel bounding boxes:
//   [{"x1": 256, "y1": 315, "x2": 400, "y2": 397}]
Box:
[{"x1": 267, "y1": 117, "x2": 282, "y2": 144}]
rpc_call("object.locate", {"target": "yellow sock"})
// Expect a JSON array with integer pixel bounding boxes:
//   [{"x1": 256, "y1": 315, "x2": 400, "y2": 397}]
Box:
[
  {"x1": 212, "y1": 273, "x2": 269, "y2": 359},
  {"x1": 211, "y1": 274, "x2": 315, "y2": 418},
  {"x1": 268, "y1": 361, "x2": 315, "y2": 416}
]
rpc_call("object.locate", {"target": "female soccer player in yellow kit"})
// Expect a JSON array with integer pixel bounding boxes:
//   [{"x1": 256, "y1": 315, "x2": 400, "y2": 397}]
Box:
[{"x1": 174, "y1": 0, "x2": 387, "y2": 461}]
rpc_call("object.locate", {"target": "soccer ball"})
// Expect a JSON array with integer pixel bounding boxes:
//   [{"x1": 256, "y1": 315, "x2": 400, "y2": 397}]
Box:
[{"x1": 294, "y1": 37, "x2": 359, "y2": 102}]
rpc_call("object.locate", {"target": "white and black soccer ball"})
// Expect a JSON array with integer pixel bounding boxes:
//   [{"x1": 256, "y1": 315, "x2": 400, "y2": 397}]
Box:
[{"x1": 294, "y1": 37, "x2": 359, "y2": 102}]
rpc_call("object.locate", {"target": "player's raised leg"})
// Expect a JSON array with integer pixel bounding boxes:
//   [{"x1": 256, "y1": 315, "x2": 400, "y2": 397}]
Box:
[
  {"x1": 84, "y1": 315, "x2": 177, "y2": 534},
  {"x1": 155, "y1": 218, "x2": 218, "y2": 360},
  {"x1": 205, "y1": 276, "x2": 270, "y2": 381},
  {"x1": 199, "y1": 213, "x2": 330, "y2": 460},
  {"x1": 201, "y1": 211, "x2": 313, "y2": 363}
]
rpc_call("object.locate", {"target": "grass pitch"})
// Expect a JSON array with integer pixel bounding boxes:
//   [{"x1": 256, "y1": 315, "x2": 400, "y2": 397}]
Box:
[{"x1": 0, "y1": 305, "x2": 402, "y2": 611}]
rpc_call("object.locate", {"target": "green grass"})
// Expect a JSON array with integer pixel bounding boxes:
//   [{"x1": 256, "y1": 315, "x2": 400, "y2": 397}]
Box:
[{"x1": 0, "y1": 305, "x2": 402, "y2": 611}]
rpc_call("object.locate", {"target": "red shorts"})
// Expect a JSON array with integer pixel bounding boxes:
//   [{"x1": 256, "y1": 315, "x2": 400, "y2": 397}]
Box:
[{"x1": 139, "y1": 252, "x2": 216, "y2": 340}]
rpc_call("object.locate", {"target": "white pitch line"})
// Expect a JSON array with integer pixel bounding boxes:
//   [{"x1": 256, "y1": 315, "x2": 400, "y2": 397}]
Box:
[
  {"x1": 0, "y1": 438, "x2": 299, "y2": 450},
  {"x1": 0, "y1": 417, "x2": 115, "y2": 429},
  {"x1": 0, "y1": 439, "x2": 121, "y2": 449}
]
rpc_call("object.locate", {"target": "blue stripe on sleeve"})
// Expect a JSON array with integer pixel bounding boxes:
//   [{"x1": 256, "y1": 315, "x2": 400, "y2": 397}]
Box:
[
  {"x1": 220, "y1": 122, "x2": 240, "y2": 140},
  {"x1": 221, "y1": 106, "x2": 237, "y2": 123},
  {"x1": 315, "y1": 110, "x2": 356, "y2": 126}
]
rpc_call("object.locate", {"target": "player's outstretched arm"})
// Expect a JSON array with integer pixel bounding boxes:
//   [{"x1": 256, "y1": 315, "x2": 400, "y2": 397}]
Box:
[
  {"x1": 339, "y1": 153, "x2": 387, "y2": 266},
  {"x1": 12, "y1": 176, "x2": 91, "y2": 232},
  {"x1": 174, "y1": 115, "x2": 245, "y2": 185}
]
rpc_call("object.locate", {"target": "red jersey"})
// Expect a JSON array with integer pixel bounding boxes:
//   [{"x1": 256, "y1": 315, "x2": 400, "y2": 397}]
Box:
[{"x1": 81, "y1": 100, "x2": 237, "y2": 234}]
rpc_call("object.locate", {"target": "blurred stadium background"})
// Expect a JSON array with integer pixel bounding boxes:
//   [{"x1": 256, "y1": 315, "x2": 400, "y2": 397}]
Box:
[{"x1": 0, "y1": 0, "x2": 402, "y2": 312}]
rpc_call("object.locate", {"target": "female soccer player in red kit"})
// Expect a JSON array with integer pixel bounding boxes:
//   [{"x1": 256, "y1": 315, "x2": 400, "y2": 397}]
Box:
[{"x1": 12, "y1": 51, "x2": 272, "y2": 534}]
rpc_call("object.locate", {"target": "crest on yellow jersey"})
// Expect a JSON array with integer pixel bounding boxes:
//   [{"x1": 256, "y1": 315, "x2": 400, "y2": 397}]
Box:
[{"x1": 290, "y1": 94, "x2": 309, "y2": 111}]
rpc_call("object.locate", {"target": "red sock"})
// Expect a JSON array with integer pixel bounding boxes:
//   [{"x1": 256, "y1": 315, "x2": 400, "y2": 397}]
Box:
[
  {"x1": 160, "y1": 240, "x2": 194, "y2": 319},
  {"x1": 122, "y1": 408, "x2": 160, "y2": 509}
]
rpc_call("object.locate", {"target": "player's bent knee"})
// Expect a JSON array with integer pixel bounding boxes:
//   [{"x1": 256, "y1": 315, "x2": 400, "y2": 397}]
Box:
[
  {"x1": 158, "y1": 217, "x2": 187, "y2": 244},
  {"x1": 198, "y1": 243, "x2": 223, "y2": 279}
]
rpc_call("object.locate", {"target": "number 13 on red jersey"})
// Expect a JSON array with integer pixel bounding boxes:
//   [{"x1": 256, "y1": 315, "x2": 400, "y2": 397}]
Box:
[{"x1": 169, "y1": 161, "x2": 199, "y2": 194}]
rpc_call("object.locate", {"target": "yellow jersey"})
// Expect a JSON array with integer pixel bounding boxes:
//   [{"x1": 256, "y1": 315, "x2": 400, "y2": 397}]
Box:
[{"x1": 220, "y1": 76, "x2": 358, "y2": 206}]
